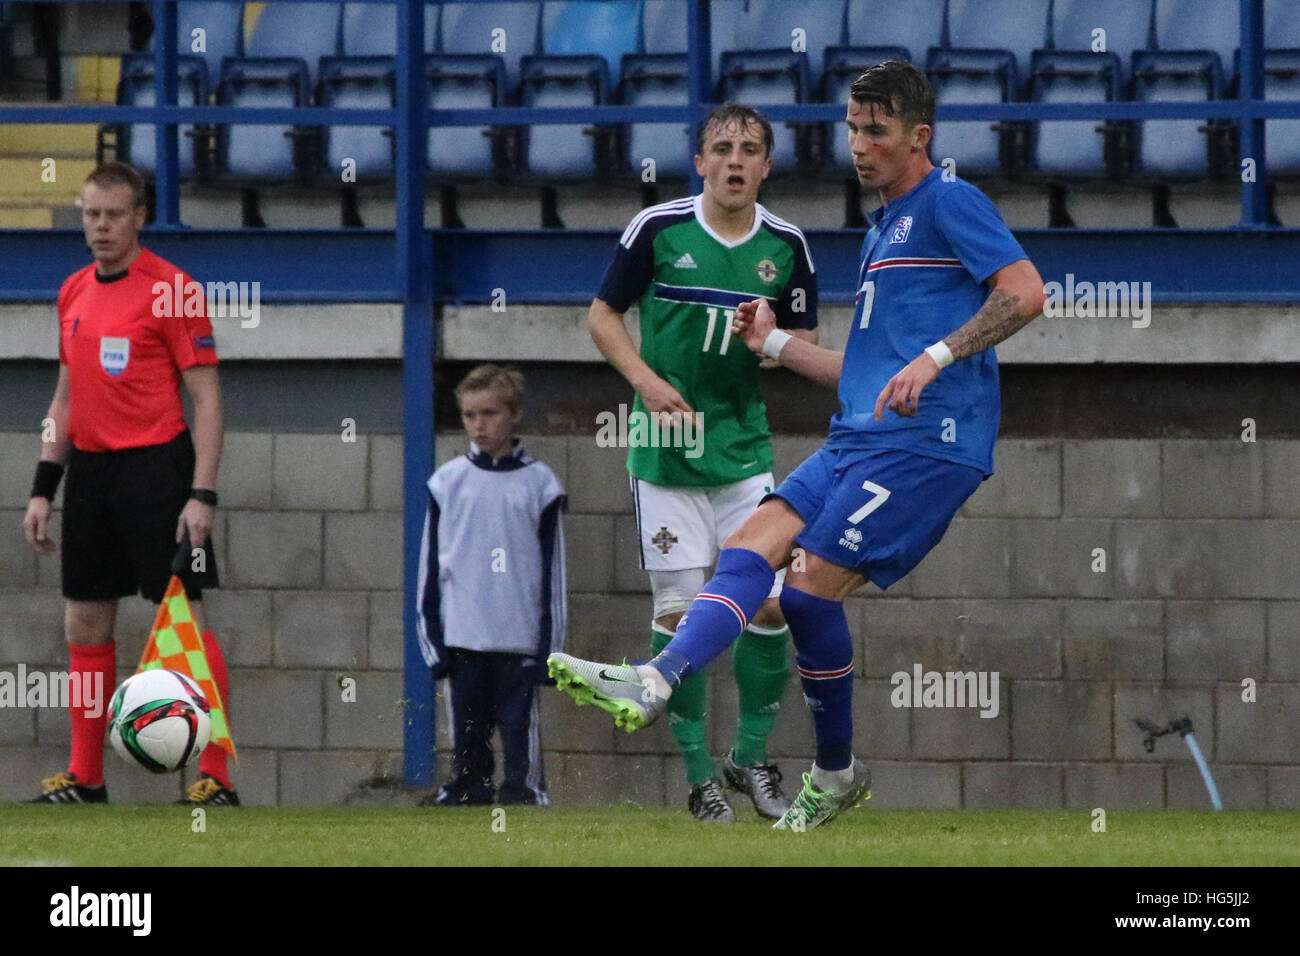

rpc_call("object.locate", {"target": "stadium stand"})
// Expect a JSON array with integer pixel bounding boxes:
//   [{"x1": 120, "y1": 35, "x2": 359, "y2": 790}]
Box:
[
  {"x1": 1134, "y1": 0, "x2": 1239, "y2": 183},
  {"x1": 928, "y1": 0, "x2": 1052, "y2": 177},
  {"x1": 179, "y1": 1, "x2": 244, "y2": 86},
  {"x1": 1030, "y1": 0, "x2": 1154, "y2": 180},
  {"x1": 2, "y1": 0, "x2": 1295, "y2": 231},
  {"x1": 1263, "y1": 0, "x2": 1300, "y2": 177},
  {"x1": 115, "y1": 52, "x2": 207, "y2": 180}
]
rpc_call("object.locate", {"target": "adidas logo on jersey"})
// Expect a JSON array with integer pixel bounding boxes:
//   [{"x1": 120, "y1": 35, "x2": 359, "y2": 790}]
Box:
[{"x1": 674, "y1": 252, "x2": 698, "y2": 269}]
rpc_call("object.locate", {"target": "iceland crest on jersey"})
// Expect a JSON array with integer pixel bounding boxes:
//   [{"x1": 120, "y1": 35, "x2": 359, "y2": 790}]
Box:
[
  {"x1": 99, "y1": 336, "x2": 130, "y2": 377},
  {"x1": 890, "y1": 216, "x2": 914, "y2": 244}
]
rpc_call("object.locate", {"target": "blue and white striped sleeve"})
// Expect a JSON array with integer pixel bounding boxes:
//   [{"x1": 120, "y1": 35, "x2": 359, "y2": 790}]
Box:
[
  {"x1": 535, "y1": 472, "x2": 567, "y2": 659},
  {"x1": 416, "y1": 488, "x2": 448, "y2": 672}
]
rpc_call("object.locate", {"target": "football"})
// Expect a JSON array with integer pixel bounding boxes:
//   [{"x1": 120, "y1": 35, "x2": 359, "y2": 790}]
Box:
[{"x1": 107, "y1": 669, "x2": 212, "y2": 774}]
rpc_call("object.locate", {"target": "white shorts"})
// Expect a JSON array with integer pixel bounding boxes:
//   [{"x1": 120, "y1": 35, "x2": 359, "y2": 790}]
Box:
[{"x1": 630, "y1": 473, "x2": 784, "y2": 597}]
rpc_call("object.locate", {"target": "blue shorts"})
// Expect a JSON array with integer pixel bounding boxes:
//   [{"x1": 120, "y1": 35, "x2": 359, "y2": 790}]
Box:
[{"x1": 769, "y1": 445, "x2": 984, "y2": 590}]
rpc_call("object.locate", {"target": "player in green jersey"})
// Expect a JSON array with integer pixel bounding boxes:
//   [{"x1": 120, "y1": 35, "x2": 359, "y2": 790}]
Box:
[{"x1": 588, "y1": 104, "x2": 819, "y2": 821}]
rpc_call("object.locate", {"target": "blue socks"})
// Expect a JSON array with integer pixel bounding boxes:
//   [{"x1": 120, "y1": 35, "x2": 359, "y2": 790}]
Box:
[
  {"x1": 648, "y1": 548, "x2": 775, "y2": 684},
  {"x1": 779, "y1": 586, "x2": 855, "y2": 772}
]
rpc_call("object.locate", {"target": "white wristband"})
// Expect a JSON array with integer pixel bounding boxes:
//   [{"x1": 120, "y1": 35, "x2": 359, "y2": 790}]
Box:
[
  {"x1": 762, "y1": 329, "x2": 792, "y2": 361},
  {"x1": 925, "y1": 341, "x2": 954, "y2": 369}
]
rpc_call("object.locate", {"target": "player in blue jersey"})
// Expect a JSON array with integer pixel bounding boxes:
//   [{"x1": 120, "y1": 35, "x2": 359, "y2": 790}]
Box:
[{"x1": 548, "y1": 60, "x2": 1046, "y2": 829}]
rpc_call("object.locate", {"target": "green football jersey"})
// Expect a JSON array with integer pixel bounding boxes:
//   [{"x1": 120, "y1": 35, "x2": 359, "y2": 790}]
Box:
[{"x1": 596, "y1": 194, "x2": 818, "y2": 486}]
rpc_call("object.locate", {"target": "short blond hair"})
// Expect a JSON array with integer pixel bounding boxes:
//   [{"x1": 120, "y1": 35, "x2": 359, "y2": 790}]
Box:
[{"x1": 455, "y1": 363, "x2": 525, "y2": 413}]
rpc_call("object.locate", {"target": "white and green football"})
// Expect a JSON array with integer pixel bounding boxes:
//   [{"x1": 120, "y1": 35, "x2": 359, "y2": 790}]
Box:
[{"x1": 107, "y1": 669, "x2": 211, "y2": 773}]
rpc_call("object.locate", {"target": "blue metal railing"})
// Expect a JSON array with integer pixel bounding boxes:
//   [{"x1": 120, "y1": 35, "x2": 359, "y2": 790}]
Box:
[{"x1": 0, "y1": 0, "x2": 1289, "y2": 230}]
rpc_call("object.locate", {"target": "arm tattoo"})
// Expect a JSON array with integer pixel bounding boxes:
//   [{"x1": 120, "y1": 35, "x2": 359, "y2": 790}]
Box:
[{"x1": 942, "y1": 288, "x2": 1037, "y2": 361}]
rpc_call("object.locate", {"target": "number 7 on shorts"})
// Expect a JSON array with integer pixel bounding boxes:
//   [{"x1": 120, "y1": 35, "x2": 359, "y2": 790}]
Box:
[{"x1": 847, "y1": 479, "x2": 890, "y2": 524}]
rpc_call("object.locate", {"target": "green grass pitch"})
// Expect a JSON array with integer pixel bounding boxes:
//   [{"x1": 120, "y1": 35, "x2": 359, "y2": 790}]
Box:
[{"x1": 3, "y1": 805, "x2": 1299, "y2": 866}]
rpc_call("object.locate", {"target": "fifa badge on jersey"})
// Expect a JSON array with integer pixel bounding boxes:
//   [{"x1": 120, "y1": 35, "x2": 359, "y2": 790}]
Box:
[
  {"x1": 99, "y1": 336, "x2": 130, "y2": 377},
  {"x1": 891, "y1": 216, "x2": 913, "y2": 244},
  {"x1": 755, "y1": 258, "x2": 778, "y2": 283}
]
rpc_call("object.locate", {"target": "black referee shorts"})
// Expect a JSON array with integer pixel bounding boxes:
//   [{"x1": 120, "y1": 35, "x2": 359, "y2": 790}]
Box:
[{"x1": 62, "y1": 428, "x2": 219, "y2": 604}]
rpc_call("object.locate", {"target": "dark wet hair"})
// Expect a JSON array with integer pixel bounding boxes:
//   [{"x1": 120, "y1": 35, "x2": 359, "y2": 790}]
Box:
[{"x1": 849, "y1": 60, "x2": 935, "y2": 130}]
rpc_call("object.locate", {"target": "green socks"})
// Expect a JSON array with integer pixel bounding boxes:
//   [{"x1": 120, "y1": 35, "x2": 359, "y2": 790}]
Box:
[
  {"x1": 652, "y1": 621, "x2": 792, "y2": 783},
  {"x1": 732, "y1": 623, "x2": 791, "y2": 767},
  {"x1": 652, "y1": 625, "x2": 715, "y2": 786}
]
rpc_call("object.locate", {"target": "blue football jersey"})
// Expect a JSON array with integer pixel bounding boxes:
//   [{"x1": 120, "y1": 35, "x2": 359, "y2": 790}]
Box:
[{"x1": 827, "y1": 168, "x2": 1027, "y2": 476}]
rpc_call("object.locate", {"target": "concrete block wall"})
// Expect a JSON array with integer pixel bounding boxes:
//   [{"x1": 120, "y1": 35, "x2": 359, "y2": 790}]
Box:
[{"x1": 2, "y1": 431, "x2": 1297, "y2": 809}]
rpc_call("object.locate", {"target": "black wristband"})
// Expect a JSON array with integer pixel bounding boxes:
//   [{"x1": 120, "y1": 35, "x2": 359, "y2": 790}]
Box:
[
  {"x1": 31, "y1": 460, "x2": 64, "y2": 501},
  {"x1": 189, "y1": 488, "x2": 219, "y2": 507}
]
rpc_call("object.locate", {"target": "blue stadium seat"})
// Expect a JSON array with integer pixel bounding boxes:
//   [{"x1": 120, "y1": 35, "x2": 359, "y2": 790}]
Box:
[
  {"x1": 341, "y1": 2, "x2": 437, "y2": 56},
  {"x1": 946, "y1": 0, "x2": 1052, "y2": 94},
  {"x1": 439, "y1": 1, "x2": 541, "y2": 96},
  {"x1": 1050, "y1": 0, "x2": 1153, "y2": 86},
  {"x1": 212, "y1": 4, "x2": 339, "y2": 186},
  {"x1": 844, "y1": 0, "x2": 946, "y2": 64},
  {"x1": 1261, "y1": 50, "x2": 1300, "y2": 176},
  {"x1": 724, "y1": 1, "x2": 847, "y2": 175},
  {"x1": 929, "y1": 1, "x2": 1051, "y2": 176},
  {"x1": 718, "y1": 48, "x2": 810, "y2": 173},
  {"x1": 1028, "y1": 49, "x2": 1119, "y2": 176},
  {"x1": 244, "y1": 1, "x2": 341, "y2": 89},
  {"x1": 1266, "y1": 0, "x2": 1300, "y2": 49},
  {"x1": 216, "y1": 57, "x2": 312, "y2": 182},
  {"x1": 1129, "y1": 1, "x2": 1238, "y2": 180},
  {"x1": 1031, "y1": 0, "x2": 1154, "y2": 176},
  {"x1": 1153, "y1": 0, "x2": 1239, "y2": 87},
  {"x1": 319, "y1": 56, "x2": 395, "y2": 182},
  {"x1": 542, "y1": 0, "x2": 640, "y2": 61},
  {"x1": 734, "y1": 1, "x2": 846, "y2": 81},
  {"x1": 173, "y1": 2, "x2": 243, "y2": 88},
  {"x1": 620, "y1": 52, "x2": 693, "y2": 178},
  {"x1": 1131, "y1": 49, "x2": 1223, "y2": 178},
  {"x1": 514, "y1": 2, "x2": 640, "y2": 179},
  {"x1": 1260, "y1": 1, "x2": 1300, "y2": 177},
  {"x1": 642, "y1": 0, "x2": 745, "y2": 78},
  {"x1": 628, "y1": 0, "x2": 744, "y2": 179},
  {"x1": 925, "y1": 58, "x2": 1012, "y2": 176},
  {"x1": 426, "y1": 54, "x2": 505, "y2": 179},
  {"x1": 116, "y1": 53, "x2": 207, "y2": 179},
  {"x1": 519, "y1": 53, "x2": 609, "y2": 178},
  {"x1": 322, "y1": 3, "x2": 439, "y2": 184}
]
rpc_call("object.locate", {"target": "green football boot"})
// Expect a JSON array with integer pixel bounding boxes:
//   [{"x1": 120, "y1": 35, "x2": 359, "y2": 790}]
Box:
[{"x1": 772, "y1": 759, "x2": 872, "y2": 831}]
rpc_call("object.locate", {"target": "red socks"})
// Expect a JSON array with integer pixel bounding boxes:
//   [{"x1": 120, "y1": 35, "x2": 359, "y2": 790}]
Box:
[
  {"x1": 67, "y1": 642, "x2": 116, "y2": 786},
  {"x1": 197, "y1": 629, "x2": 233, "y2": 789}
]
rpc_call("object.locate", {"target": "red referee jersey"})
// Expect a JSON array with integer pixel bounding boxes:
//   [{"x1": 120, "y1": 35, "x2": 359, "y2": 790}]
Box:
[{"x1": 58, "y1": 247, "x2": 219, "y2": 452}]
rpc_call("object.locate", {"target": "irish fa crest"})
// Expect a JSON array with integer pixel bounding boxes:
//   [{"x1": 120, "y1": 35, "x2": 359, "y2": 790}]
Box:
[{"x1": 652, "y1": 526, "x2": 678, "y2": 555}]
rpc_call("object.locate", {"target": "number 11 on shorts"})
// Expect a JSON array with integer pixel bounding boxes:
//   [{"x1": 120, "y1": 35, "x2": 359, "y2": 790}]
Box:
[{"x1": 847, "y1": 479, "x2": 890, "y2": 524}]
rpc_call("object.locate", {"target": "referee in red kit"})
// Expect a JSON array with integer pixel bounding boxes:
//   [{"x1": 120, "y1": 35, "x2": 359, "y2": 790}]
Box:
[{"x1": 21, "y1": 162, "x2": 238, "y2": 805}]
